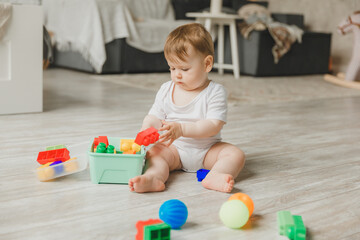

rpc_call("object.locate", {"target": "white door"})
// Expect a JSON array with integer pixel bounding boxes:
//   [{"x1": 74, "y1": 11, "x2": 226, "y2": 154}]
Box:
[{"x1": 0, "y1": 5, "x2": 43, "y2": 115}]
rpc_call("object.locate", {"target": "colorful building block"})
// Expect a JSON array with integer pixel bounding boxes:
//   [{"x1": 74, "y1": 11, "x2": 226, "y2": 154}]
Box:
[
  {"x1": 135, "y1": 127, "x2": 160, "y2": 146},
  {"x1": 120, "y1": 139, "x2": 141, "y2": 152},
  {"x1": 106, "y1": 145, "x2": 115, "y2": 154},
  {"x1": 196, "y1": 169, "x2": 210, "y2": 182},
  {"x1": 123, "y1": 150, "x2": 136, "y2": 154},
  {"x1": 50, "y1": 160, "x2": 64, "y2": 174},
  {"x1": 144, "y1": 223, "x2": 171, "y2": 240},
  {"x1": 46, "y1": 144, "x2": 66, "y2": 151},
  {"x1": 136, "y1": 219, "x2": 163, "y2": 240},
  {"x1": 277, "y1": 211, "x2": 306, "y2": 240},
  {"x1": 93, "y1": 137, "x2": 99, "y2": 149},
  {"x1": 37, "y1": 148, "x2": 70, "y2": 165},
  {"x1": 98, "y1": 136, "x2": 109, "y2": 147}
]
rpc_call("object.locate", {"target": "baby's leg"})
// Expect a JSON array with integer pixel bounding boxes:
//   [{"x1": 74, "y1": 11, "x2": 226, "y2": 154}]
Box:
[
  {"x1": 129, "y1": 143, "x2": 181, "y2": 193},
  {"x1": 202, "y1": 142, "x2": 245, "y2": 193}
]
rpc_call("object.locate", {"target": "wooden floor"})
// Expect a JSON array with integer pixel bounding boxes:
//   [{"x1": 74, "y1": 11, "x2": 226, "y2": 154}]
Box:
[{"x1": 1, "y1": 69, "x2": 359, "y2": 240}]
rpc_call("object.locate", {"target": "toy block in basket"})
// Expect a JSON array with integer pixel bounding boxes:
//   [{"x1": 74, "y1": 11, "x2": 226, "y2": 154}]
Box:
[
  {"x1": 36, "y1": 143, "x2": 88, "y2": 181},
  {"x1": 88, "y1": 136, "x2": 146, "y2": 184}
]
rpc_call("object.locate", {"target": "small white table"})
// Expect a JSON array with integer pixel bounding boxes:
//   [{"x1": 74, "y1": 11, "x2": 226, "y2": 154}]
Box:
[{"x1": 186, "y1": 12, "x2": 242, "y2": 79}]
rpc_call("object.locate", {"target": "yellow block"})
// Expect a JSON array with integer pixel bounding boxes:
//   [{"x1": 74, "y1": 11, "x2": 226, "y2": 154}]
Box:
[
  {"x1": 120, "y1": 139, "x2": 141, "y2": 152},
  {"x1": 132, "y1": 142, "x2": 141, "y2": 152}
]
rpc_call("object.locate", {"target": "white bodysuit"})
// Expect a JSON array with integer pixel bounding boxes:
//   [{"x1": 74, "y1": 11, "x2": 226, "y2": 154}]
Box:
[{"x1": 148, "y1": 80, "x2": 227, "y2": 172}]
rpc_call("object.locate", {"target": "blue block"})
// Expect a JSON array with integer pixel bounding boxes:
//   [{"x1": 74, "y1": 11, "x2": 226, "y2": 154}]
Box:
[
  {"x1": 50, "y1": 160, "x2": 64, "y2": 174},
  {"x1": 196, "y1": 169, "x2": 210, "y2": 182}
]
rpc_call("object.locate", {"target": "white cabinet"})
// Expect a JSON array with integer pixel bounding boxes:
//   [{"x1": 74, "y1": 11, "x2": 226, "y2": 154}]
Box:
[{"x1": 0, "y1": 5, "x2": 43, "y2": 115}]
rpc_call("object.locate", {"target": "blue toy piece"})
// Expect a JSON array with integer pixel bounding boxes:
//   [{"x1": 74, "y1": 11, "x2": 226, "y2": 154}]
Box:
[
  {"x1": 159, "y1": 199, "x2": 188, "y2": 229},
  {"x1": 196, "y1": 169, "x2": 210, "y2": 182},
  {"x1": 50, "y1": 160, "x2": 64, "y2": 174}
]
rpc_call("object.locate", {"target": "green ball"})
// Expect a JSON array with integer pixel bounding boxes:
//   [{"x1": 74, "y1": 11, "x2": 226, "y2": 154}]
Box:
[{"x1": 219, "y1": 200, "x2": 249, "y2": 229}]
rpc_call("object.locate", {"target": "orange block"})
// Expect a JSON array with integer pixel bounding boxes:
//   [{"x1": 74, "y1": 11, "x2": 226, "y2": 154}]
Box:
[{"x1": 136, "y1": 219, "x2": 163, "y2": 240}]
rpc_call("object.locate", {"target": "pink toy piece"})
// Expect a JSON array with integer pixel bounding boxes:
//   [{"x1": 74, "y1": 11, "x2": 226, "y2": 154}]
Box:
[
  {"x1": 338, "y1": 11, "x2": 360, "y2": 82},
  {"x1": 135, "y1": 127, "x2": 160, "y2": 146}
]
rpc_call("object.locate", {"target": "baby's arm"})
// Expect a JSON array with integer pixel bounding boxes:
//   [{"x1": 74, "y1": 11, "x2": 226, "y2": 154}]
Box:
[
  {"x1": 181, "y1": 119, "x2": 224, "y2": 138},
  {"x1": 159, "y1": 119, "x2": 224, "y2": 145},
  {"x1": 141, "y1": 114, "x2": 163, "y2": 131}
]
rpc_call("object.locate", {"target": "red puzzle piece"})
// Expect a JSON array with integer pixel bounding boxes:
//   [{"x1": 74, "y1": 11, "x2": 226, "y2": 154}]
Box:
[
  {"x1": 135, "y1": 219, "x2": 163, "y2": 240},
  {"x1": 135, "y1": 127, "x2": 160, "y2": 146},
  {"x1": 37, "y1": 148, "x2": 70, "y2": 165}
]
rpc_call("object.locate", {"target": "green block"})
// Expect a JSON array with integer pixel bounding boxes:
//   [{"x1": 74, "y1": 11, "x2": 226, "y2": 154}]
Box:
[
  {"x1": 46, "y1": 144, "x2": 66, "y2": 150},
  {"x1": 277, "y1": 211, "x2": 294, "y2": 236},
  {"x1": 106, "y1": 145, "x2": 115, "y2": 154},
  {"x1": 287, "y1": 215, "x2": 306, "y2": 240},
  {"x1": 277, "y1": 211, "x2": 306, "y2": 240},
  {"x1": 144, "y1": 223, "x2": 171, "y2": 240}
]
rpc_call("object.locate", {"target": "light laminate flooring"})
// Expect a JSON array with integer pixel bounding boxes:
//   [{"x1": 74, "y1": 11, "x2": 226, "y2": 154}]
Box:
[{"x1": 1, "y1": 69, "x2": 359, "y2": 240}]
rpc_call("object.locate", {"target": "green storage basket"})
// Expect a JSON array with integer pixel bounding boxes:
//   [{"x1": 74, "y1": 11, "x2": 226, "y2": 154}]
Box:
[{"x1": 88, "y1": 137, "x2": 146, "y2": 184}]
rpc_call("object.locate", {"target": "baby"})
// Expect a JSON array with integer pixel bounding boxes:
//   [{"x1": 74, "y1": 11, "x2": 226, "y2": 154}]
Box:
[{"x1": 129, "y1": 23, "x2": 245, "y2": 193}]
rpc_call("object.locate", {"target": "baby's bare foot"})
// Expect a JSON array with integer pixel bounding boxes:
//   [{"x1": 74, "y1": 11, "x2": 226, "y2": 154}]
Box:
[
  {"x1": 128, "y1": 175, "x2": 165, "y2": 193},
  {"x1": 201, "y1": 171, "x2": 234, "y2": 193}
]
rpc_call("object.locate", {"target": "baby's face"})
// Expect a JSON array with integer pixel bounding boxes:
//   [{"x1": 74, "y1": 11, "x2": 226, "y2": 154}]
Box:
[{"x1": 167, "y1": 46, "x2": 211, "y2": 91}]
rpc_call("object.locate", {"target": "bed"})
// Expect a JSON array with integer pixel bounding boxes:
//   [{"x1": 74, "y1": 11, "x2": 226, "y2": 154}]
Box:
[{"x1": 43, "y1": 0, "x2": 192, "y2": 73}]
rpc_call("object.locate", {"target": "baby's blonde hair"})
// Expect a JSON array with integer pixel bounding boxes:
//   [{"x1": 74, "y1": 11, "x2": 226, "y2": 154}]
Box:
[{"x1": 164, "y1": 23, "x2": 214, "y2": 63}]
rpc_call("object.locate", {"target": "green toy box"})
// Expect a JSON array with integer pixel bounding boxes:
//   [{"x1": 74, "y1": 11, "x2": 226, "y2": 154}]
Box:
[{"x1": 88, "y1": 137, "x2": 146, "y2": 184}]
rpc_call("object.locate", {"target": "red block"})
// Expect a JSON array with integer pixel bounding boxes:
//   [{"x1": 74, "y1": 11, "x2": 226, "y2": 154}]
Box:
[
  {"x1": 98, "y1": 136, "x2": 109, "y2": 147},
  {"x1": 134, "y1": 127, "x2": 159, "y2": 146},
  {"x1": 93, "y1": 137, "x2": 99, "y2": 148},
  {"x1": 136, "y1": 219, "x2": 163, "y2": 240},
  {"x1": 37, "y1": 148, "x2": 70, "y2": 165}
]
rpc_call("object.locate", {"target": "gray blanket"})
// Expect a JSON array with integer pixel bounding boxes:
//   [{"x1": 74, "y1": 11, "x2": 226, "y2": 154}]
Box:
[{"x1": 43, "y1": 0, "x2": 191, "y2": 73}]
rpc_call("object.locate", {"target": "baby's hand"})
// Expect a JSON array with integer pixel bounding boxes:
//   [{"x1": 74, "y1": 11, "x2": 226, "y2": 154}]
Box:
[{"x1": 159, "y1": 120, "x2": 183, "y2": 146}]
